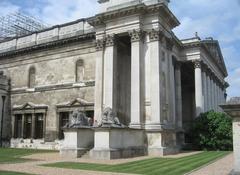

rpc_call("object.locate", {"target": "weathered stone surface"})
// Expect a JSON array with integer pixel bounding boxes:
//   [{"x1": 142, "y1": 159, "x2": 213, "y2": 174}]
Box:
[
  {"x1": 0, "y1": 0, "x2": 228, "y2": 156},
  {"x1": 90, "y1": 127, "x2": 145, "y2": 159},
  {"x1": 60, "y1": 128, "x2": 94, "y2": 158},
  {"x1": 220, "y1": 97, "x2": 240, "y2": 174}
]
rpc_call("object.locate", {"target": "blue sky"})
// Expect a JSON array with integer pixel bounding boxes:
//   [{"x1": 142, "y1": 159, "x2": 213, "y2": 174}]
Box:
[{"x1": 0, "y1": 0, "x2": 239, "y2": 98}]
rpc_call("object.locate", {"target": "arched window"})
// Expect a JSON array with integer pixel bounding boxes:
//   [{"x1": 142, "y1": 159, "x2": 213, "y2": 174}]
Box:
[
  {"x1": 76, "y1": 59, "x2": 84, "y2": 82},
  {"x1": 28, "y1": 66, "x2": 36, "y2": 88}
]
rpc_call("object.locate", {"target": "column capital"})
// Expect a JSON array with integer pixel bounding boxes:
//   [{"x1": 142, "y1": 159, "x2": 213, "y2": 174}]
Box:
[
  {"x1": 105, "y1": 34, "x2": 116, "y2": 47},
  {"x1": 175, "y1": 61, "x2": 182, "y2": 69},
  {"x1": 129, "y1": 29, "x2": 145, "y2": 42},
  {"x1": 96, "y1": 39, "x2": 105, "y2": 51},
  {"x1": 166, "y1": 37, "x2": 174, "y2": 51},
  {"x1": 193, "y1": 60, "x2": 202, "y2": 69},
  {"x1": 149, "y1": 29, "x2": 164, "y2": 42}
]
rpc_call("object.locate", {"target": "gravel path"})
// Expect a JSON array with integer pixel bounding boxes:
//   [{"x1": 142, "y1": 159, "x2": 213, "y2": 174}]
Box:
[
  {"x1": 188, "y1": 153, "x2": 233, "y2": 175},
  {"x1": 0, "y1": 151, "x2": 232, "y2": 175}
]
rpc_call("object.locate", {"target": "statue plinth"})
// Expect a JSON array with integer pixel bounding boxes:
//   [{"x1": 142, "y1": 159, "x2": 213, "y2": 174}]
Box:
[
  {"x1": 220, "y1": 97, "x2": 240, "y2": 175},
  {"x1": 90, "y1": 127, "x2": 146, "y2": 160},
  {"x1": 60, "y1": 127, "x2": 94, "y2": 158}
]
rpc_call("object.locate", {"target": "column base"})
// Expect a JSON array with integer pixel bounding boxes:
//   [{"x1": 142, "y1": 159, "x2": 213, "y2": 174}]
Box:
[
  {"x1": 90, "y1": 147, "x2": 146, "y2": 160},
  {"x1": 129, "y1": 123, "x2": 143, "y2": 129},
  {"x1": 60, "y1": 148, "x2": 90, "y2": 158},
  {"x1": 230, "y1": 170, "x2": 240, "y2": 175},
  {"x1": 146, "y1": 129, "x2": 180, "y2": 156},
  {"x1": 148, "y1": 147, "x2": 180, "y2": 156}
]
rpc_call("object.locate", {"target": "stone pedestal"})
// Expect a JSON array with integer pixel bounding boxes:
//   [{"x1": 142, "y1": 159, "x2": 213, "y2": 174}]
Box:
[
  {"x1": 60, "y1": 128, "x2": 94, "y2": 158},
  {"x1": 90, "y1": 127, "x2": 145, "y2": 160},
  {"x1": 220, "y1": 97, "x2": 240, "y2": 175},
  {"x1": 146, "y1": 130, "x2": 180, "y2": 156}
]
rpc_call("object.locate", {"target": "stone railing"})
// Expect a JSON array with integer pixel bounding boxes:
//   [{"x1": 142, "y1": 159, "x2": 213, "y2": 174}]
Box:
[{"x1": 0, "y1": 20, "x2": 94, "y2": 54}]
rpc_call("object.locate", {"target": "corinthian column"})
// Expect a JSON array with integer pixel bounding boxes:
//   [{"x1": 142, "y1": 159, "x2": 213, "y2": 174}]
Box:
[
  {"x1": 194, "y1": 60, "x2": 203, "y2": 117},
  {"x1": 148, "y1": 29, "x2": 164, "y2": 129},
  {"x1": 94, "y1": 38, "x2": 105, "y2": 123},
  {"x1": 103, "y1": 35, "x2": 117, "y2": 112},
  {"x1": 129, "y1": 30, "x2": 145, "y2": 128}
]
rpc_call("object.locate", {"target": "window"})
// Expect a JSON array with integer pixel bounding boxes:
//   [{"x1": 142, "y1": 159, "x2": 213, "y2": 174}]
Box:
[
  {"x1": 76, "y1": 59, "x2": 84, "y2": 82},
  {"x1": 14, "y1": 115, "x2": 22, "y2": 138},
  {"x1": 25, "y1": 114, "x2": 32, "y2": 138},
  {"x1": 28, "y1": 66, "x2": 36, "y2": 88},
  {"x1": 35, "y1": 113, "x2": 44, "y2": 139},
  {"x1": 59, "y1": 112, "x2": 70, "y2": 140}
]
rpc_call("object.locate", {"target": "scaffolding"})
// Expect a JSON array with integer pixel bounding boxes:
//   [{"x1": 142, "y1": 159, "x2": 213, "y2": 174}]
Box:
[{"x1": 0, "y1": 12, "x2": 48, "y2": 41}]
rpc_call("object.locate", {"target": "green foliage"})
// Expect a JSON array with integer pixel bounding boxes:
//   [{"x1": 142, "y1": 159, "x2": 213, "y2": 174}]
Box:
[{"x1": 191, "y1": 111, "x2": 233, "y2": 151}]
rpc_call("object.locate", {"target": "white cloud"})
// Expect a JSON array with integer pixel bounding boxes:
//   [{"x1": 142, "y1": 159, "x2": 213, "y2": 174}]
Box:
[
  {"x1": 0, "y1": 2, "x2": 20, "y2": 16},
  {"x1": 27, "y1": 0, "x2": 97, "y2": 25}
]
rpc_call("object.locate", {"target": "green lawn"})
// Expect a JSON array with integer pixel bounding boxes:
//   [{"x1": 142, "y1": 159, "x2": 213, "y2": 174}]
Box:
[
  {"x1": 0, "y1": 148, "x2": 56, "y2": 164},
  {"x1": 43, "y1": 151, "x2": 230, "y2": 175},
  {"x1": 0, "y1": 171, "x2": 33, "y2": 175}
]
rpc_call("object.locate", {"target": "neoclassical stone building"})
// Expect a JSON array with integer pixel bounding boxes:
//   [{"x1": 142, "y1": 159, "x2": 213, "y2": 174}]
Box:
[{"x1": 0, "y1": 0, "x2": 228, "y2": 154}]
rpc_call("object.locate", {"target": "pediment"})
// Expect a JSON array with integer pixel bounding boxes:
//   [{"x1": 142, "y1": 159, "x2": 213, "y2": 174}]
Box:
[
  {"x1": 13, "y1": 102, "x2": 48, "y2": 110},
  {"x1": 203, "y1": 41, "x2": 228, "y2": 76},
  {"x1": 56, "y1": 98, "x2": 94, "y2": 108}
]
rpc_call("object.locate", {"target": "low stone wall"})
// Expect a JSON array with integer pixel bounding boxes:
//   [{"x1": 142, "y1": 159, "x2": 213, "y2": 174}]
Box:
[{"x1": 10, "y1": 138, "x2": 62, "y2": 150}]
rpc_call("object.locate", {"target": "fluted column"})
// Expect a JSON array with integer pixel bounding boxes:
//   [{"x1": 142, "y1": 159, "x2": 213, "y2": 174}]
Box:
[
  {"x1": 129, "y1": 30, "x2": 145, "y2": 128},
  {"x1": 94, "y1": 39, "x2": 105, "y2": 123},
  {"x1": 148, "y1": 29, "x2": 164, "y2": 128},
  {"x1": 214, "y1": 78, "x2": 218, "y2": 111},
  {"x1": 194, "y1": 60, "x2": 203, "y2": 117},
  {"x1": 210, "y1": 75, "x2": 214, "y2": 110},
  {"x1": 103, "y1": 35, "x2": 117, "y2": 111},
  {"x1": 206, "y1": 72, "x2": 211, "y2": 111},
  {"x1": 202, "y1": 69, "x2": 207, "y2": 112},
  {"x1": 175, "y1": 62, "x2": 182, "y2": 128}
]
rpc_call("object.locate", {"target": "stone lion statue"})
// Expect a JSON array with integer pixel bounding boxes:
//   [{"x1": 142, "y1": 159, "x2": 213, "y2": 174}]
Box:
[
  {"x1": 66, "y1": 109, "x2": 90, "y2": 128},
  {"x1": 98, "y1": 107, "x2": 124, "y2": 127}
]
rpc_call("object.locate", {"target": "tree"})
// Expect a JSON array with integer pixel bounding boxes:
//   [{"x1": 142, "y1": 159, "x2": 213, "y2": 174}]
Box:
[{"x1": 191, "y1": 111, "x2": 233, "y2": 151}]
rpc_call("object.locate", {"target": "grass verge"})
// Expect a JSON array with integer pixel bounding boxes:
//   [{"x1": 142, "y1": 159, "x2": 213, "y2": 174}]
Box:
[
  {"x1": 0, "y1": 148, "x2": 56, "y2": 164},
  {"x1": 43, "y1": 151, "x2": 230, "y2": 175}
]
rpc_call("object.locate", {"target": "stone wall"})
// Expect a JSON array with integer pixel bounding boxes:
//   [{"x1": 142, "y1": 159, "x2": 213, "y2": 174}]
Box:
[
  {"x1": 0, "y1": 38, "x2": 96, "y2": 142},
  {"x1": 0, "y1": 74, "x2": 10, "y2": 147}
]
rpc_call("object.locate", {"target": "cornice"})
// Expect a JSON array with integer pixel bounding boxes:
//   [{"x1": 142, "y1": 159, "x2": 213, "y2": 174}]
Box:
[
  {"x1": 182, "y1": 41, "x2": 228, "y2": 78},
  {"x1": 88, "y1": 3, "x2": 179, "y2": 28},
  {"x1": 11, "y1": 81, "x2": 95, "y2": 95},
  {"x1": 0, "y1": 33, "x2": 95, "y2": 59}
]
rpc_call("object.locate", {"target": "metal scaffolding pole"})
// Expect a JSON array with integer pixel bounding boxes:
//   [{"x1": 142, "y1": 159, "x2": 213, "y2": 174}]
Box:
[{"x1": 0, "y1": 11, "x2": 48, "y2": 40}]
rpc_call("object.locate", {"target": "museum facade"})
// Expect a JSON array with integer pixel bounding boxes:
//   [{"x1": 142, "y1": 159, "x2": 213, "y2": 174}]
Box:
[{"x1": 0, "y1": 0, "x2": 228, "y2": 155}]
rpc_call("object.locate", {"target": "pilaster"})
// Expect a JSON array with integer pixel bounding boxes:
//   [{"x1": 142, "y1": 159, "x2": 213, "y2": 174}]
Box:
[{"x1": 175, "y1": 62, "x2": 182, "y2": 128}]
